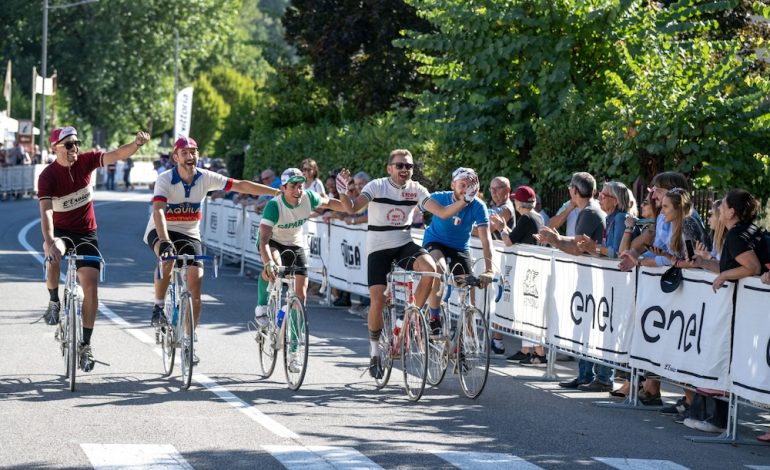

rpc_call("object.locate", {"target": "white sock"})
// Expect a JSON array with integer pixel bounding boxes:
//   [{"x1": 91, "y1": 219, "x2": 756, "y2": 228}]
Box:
[
  {"x1": 154, "y1": 298, "x2": 164, "y2": 306},
  {"x1": 370, "y1": 340, "x2": 380, "y2": 357},
  {"x1": 254, "y1": 305, "x2": 267, "y2": 317}
]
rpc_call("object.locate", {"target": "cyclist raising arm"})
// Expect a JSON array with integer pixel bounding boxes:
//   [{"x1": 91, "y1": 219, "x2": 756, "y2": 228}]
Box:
[
  {"x1": 347, "y1": 149, "x2": 477, "y2": 378},
  {"x1": 40, "y1": 126, "x2": 150, "y2": 372},
  {"x1": 145, "y1": 137, "x2": 278, "y2": 361}
]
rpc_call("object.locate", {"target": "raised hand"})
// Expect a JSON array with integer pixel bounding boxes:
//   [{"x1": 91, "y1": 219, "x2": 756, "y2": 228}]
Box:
[{"x1": 335, "y1": 169, "x2": 352, "y2": 196}]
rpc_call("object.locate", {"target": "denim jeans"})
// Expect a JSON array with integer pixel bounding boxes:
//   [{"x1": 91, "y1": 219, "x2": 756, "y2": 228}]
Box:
[{"x1": 577, "y1": 359, "x2": 613, "y2": 385}]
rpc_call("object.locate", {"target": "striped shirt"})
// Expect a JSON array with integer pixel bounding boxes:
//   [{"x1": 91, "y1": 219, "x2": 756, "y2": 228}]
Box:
[{"x1": 361, "y1": 177, "x2": 431, "y2": 253}]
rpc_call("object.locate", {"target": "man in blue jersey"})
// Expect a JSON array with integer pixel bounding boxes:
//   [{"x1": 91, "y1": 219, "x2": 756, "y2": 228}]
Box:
[{"x1": 422, "y1": 167, "x2": 495, "y2": 333}]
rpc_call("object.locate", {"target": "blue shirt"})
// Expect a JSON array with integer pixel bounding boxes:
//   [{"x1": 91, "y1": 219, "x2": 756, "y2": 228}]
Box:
[
  {"x1": 604, "y1": 210, "x2": 629, "y2": 258},
  {"x1": 422, "y1": 191, "x2": 489, "y2": 251}
]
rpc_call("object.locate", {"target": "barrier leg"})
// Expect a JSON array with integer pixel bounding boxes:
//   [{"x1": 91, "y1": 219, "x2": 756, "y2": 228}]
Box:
[
  {"x1": 542, "y1": 347, "x2": 559, "y2": 380},
  {"x1": 594, "y1": 367, "x2": 657, "y2": 411}
]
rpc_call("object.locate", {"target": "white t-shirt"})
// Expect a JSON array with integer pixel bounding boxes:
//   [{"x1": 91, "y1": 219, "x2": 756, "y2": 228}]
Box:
[
  {"x1": 304, "y1": 178, "x2": 326, "y2": 197},
  {"x1": 260, "y1": 191, "x2": 323, "y2": 247},
  {"x1": 144, "y1": 168, "x2": 232, "y2": 241},
  {"x1": 361, "y1": 177, "x2": 431, "y2": 253}
]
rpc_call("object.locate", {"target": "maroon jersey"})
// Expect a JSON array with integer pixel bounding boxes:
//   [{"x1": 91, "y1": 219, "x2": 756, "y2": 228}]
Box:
[{"x1": 37, "y1": 151, "x2": 104, "y2": 233}]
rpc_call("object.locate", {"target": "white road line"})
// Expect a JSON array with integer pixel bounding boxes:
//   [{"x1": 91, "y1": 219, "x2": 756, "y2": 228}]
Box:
[
  {"x1": 430, "y1": 450, "x2": 543, "y2": 469},
  {"x1": 81, "y1": 444, "x2": 193, "y2": 469},
  {"x1": 746, "y1": 466, "x2": 770, "y2": 470},
  {"x1": 594, "y1": 457, "x2": 690, "y2": 470},
  {"x1": 263, "y1": 445, "x2": 382, "y2": 470}
]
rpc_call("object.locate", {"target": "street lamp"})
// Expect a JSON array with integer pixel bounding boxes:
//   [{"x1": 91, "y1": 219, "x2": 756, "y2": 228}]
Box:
[{"x1": 40, "y1": 0, "x2": 99, "y2": 150}]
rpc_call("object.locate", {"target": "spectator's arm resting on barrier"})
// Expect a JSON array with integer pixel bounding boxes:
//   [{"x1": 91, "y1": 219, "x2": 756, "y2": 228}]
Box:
[
  {"x1": 537, "y1": 226, "x2": 581, "y2": 256},
  {"x1": 711, "y1": 249, "x2": 761, "y2": 292},
  {"x1": 761, "y1": 271, "x2": 770, "y2": 284}
]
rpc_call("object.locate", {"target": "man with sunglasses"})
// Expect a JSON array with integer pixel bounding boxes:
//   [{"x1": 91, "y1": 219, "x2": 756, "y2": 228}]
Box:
[
  {"x1": 38, "y1": 126, "x2": 150, "y2": 372},
  {"x1": 348, "y1": 149, "x2": 478, "y2": 378}
]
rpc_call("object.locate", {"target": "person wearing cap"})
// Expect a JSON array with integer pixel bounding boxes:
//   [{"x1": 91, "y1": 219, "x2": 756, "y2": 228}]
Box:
[
  {"x1": 253, "y1": 168, "x2": 354, "y2": 340},
  {"x1": 38, "y1": 126, "x2": 150, "y2": 372},
  {"x1": 492, "y1": 185, "x2": 546, "y2": 363},
  {"x1": 346, "y1": 149, "x2": 478, "y2": 379},
  {"x1": 145, "y1": 136, "x2": 279, "y2": 351},
  {"x1": 421, "y1": 167, "x2": 494, "y2": 335}
]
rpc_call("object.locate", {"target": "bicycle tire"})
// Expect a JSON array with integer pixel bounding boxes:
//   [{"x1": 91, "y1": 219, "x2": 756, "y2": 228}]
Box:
[
  {"x1": 402, "y1": 306, "x2": 429, "y2": 402},
  {"x1": 68, "y1": 292, "x2": 78, "y2": 392},
  {"x1": 374, "y1": 304, "x2": 394, "y2": 389},
  {"x1": 179, "y1": 293, "x2": 194, "y2": 390},
  {"x1": 161, "y1": 285, "x2": 175, "y2": 376},
  {"x1": 60, "y1": 292, "x2": 70, "y2": 376},
  {"x1": 427, "y1": 305, "x2": 450, "y2": 387},
  {"x1": 257, "y1": 295, "x2": 278, "y2": 377},
  {"x1": 283, "y1": 297, "x2": 309, "y2": 390},
  {"x1": 458, "y1": 306, "x2": 490, "y2": 399}
]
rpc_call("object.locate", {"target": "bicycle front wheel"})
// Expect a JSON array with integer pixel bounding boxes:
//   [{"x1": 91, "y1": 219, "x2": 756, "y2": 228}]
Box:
[
  {"x1": 427, "y1": 305, "x2": 449, "y2": 387},
  {"x1": 179, "y1": 293, "x2": 194, "y2": 390},
  {"x1": 283, "y1": 297, "x2": 309, "y2": 390},
  {"x1": 401, "y1": 306, "x2": 429, "y2": 402},
  {"x1": 161, "y1": 286, "x2": 175, "y2": 376},
  {"x1": 458, "y1": 306, "x2": 490, "y2": 399},
  {"x1": 374, "y1": 304, "x2": 394, "y2": 389},
  {"x1": 257, "y1": 297, "x2": 278, "y2": 378},
  {"x1": 67, "y1": 293, "x2": 78, "y2": 392}
]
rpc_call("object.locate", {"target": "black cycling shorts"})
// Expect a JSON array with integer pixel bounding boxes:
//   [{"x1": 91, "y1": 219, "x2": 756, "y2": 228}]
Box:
[
  {"x1": 53, "y1": 229, "x2": 101, "y2": 270},
  {"x1": 367, "y1": 242, "x2": 429, "y2": 287},
  {"x1": 268, "y1": 239, "x2": 308, "y2": 276},
  {"x1": 424, "y1": 241, "x2": 473, "y2": 277},
  {"x1": 145, "y1": 229, "x2": 203, "y2": 267}
]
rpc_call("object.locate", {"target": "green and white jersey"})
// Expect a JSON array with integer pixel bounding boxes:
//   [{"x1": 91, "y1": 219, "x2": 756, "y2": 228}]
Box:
[{"x1": 260, "y1": 190, "x2": 324, "y2": 247}]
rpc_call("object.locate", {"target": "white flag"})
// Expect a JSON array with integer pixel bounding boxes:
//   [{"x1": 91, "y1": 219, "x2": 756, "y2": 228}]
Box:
[
  {"x1": 34, "y1": 74, "x2": 55, "y2": 96},
  {"x1": 3, "y1": 60, "x2": 11, "y2": 113},
  {"x1": 174, "y1": 86, "x2": 194, "y2": 139}
]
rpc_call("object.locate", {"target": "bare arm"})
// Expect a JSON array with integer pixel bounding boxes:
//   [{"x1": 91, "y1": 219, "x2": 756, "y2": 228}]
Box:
[
  {"x1": 320, "y1": 195, "x2": 353, "y2": 214},
  {"x1": 103, "y1": 131, "x2": 150, "y2": 165},
  {"x1": 39, "y1": 199, "x2": 61, "y2": 262},
  {"x1": 547, "y1": 201, "x2": 576, "y2": 230},
  {"x1": 230, "y1": 179, "x2": 280, "y2": 198},
  {"x1": 423, "y1": 196, "x2": 467, "y2": 220},
  {"x1": 477, "y1": 225, "x2": 494, "y2": 272},
  {"x1": 258, "y1": 224, "x2": 276, "y2": 266},
  {"x1": 151, "y1": 201, "x2": 171, "y2": 248},
  {"x1": 350, "y1": 193, "x2": 370, "y2": 213}
]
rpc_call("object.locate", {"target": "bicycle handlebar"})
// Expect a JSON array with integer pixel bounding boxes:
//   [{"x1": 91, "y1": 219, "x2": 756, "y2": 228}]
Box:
[
  {"x1": 443, "y1": 274, "x2": 505, "y2": 303},
  {"x1": 158, "y1": 254, "x2": 218, "y2": 279},
  {"x1": 44, "y1": 254, "x2": 106, "y2": 282}
]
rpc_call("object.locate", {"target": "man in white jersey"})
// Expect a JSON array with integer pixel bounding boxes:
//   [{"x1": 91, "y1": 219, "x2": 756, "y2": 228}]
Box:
[
  {"x1": 349, "y1": 149, "x2": 478, "y2": 378},
  {"x1": 253, "y1": 168, "x2": 353, "y2": 328},
  {"x1": 145, "y1": 137, "x2": 278, "y2": 362}
]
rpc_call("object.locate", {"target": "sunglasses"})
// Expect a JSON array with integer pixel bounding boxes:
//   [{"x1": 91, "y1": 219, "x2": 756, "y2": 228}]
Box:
[
  {"x1": 60, "y1": 140, "x2": 82, "y2": 150},
  {"x1": 391, "y1": 162, "x2": 414, "y2": 170},
  {"x1": 302, "y1": 167, "x2": 312, "y2": 172}
]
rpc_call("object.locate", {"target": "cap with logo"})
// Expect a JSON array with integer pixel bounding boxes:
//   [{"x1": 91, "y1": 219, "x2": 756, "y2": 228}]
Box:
[
  {"x1": 173, "y1": 136, "x2": 198, "y2": 153},
  {"x1": 281, "y1": 168, "x2": 306, "y2": 185},
  {"x1": 50, "y1": 126, "x2": 78, "y2": 145},
  {"x1": 512, "y1": 185, "x2": 537, "y2": 203}
]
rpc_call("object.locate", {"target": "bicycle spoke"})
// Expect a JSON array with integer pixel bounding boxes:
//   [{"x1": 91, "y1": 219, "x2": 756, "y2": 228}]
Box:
[
  {"x1": 402, "y1": 307, "x2": 428, "y2": 401},
  {"x1": 458, "y1": 307, "x2": 490, "y2": 399},
  {"x1": 283, "y1": 298, "x2": 308, "y2": 390}
]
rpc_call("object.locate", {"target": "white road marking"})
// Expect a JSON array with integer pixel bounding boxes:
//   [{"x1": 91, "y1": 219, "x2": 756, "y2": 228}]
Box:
[
  {"x1": 430, "y1": 450, "x2": 544, "y2": 469},
  {"x1": 594, "y1": 457, "x2": 690, "y2": 470},
  {"x1": 264, "y1": 445, "x2": 382, "y2": 470},
  {"x1": 81, "y1": 444, "x2": 193, "y2": 469}
]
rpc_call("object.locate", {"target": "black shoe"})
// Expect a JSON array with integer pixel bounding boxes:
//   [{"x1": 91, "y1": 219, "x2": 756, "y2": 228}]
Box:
[
  {"x1": 333, "y1": 296, "x2": 352, "y2": 307},
  {"x1": 490, "y1": 340, "x2": 505, "y2": 355},
  {"x1": 78, "y1": 342, "x2": 95, "y2": 372},
  {"x1": 577, "y1": 380, "x2": 613, "y2": 392},
  {"x1": 559, "y1": 378, "x2": 588, "y2": 389},
  {"x1": 506, "y1": 350, "x2": 529, "y2": 362},
  {"x1": 661, "y1": 396, "x2": 688, "y2": 415},
  {"x1": 429, "y1": 318, "x2": 442, "y2": 335},
  {"x1": 44, "y1": 301, "x2": 60, "y2": 325},
  {"x1": 520, "y1": 353, "x2": 547, "y2": 365},
  {"x1": 150, "y1": 304, "x2": 165, "y2": 327},
  {"x1": 368, "y1": 356, "x2": 383, "y2": 379}
]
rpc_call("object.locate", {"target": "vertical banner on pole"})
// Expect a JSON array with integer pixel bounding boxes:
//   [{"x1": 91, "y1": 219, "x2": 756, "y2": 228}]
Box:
[
  {"x1": 730, "y1": 278, "x2": 770, "y2": 405},
  {"x1": 174, "y1": 86, "x2": 193, "y2": 139},
  {"x1": 630, "y1": 267, "x2": 733, "y2": 390}
]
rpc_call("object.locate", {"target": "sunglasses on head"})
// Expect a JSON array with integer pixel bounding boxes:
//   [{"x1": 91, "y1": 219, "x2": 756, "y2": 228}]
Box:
[
  {"x1": 60, "y1": 140, "x2": 82, "y2": 150},
  {"x1": 392, "y1": 162, "x2": 414, "y2": 170}
]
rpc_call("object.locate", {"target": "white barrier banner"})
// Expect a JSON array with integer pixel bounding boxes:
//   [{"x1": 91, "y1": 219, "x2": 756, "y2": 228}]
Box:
[
  {"x1": 730, "y1": 278, "x2": 770, "y2": 405},
  {"x1": 304, "y1": 219, "x2": 329, "y2": 284},
  {"x1": 327, "y1": 221, "x2": 369, "y2": 296},
  {"x1": 242, "y1": 208, "x2": 261, "y2": 263},
  {"x1": 221, "y1": 201, "x2": 243, "y2": 253},
  {"x1": 203, "y1": 198, "x2": 224, "y2": 251},
  {"x1": 548, "y1": 254, "x2": 636, "y2": 363},
  {"x1": 630, "y1": 267, "x2": 733, "y2": 390}
]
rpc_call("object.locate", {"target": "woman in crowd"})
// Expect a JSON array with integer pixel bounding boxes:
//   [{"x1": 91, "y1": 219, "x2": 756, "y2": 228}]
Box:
[
  {"x1": 302, "y1": 158, "x2": 326, "y2": 196},
  {"x1": 694, "y1": 199, "x2": 725, "y2": 262},
  {"x1": 575, "y1": 181, "x2": 635, "y2": 258}
]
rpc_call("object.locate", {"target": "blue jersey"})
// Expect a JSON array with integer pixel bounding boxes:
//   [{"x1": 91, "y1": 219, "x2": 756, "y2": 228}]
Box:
[{"x1": 422, "y1": 191, "x2": 489, "y2": 251}]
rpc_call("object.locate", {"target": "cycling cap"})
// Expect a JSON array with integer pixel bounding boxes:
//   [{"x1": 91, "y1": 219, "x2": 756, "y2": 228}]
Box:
[
  {"x1": 452, "y1": 167, "x2": 477, "y2": 182},
  {"x1": 281, "y1": 168, "x2": 306, "y2": 185},
  {"x1": 173, "y1": 136, "x2": 198, "y2": 153},
  {"x1": 512, "y1": 185, "x2": 537, "y2": 203},
  {"x1": 50, "y1": 126, "x2": 77, "y2": 144}
]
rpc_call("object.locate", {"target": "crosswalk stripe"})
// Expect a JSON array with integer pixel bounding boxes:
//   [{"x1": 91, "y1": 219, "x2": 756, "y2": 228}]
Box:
[
  {"x1": 594, "y1": 457, "x2": 690, "y2": 470},
  {"x1": 81, "y1": 444, "x2": 193, "y2": 469},
  {"x1": 746, "y1": 466, "x2": 770, "y2": 469},
  {"x1": 430, "y1": 450, "x2": 544, "y2": 469},
  {"x1": 263, "y1": 445, "x2": 382, "y2": 470}
]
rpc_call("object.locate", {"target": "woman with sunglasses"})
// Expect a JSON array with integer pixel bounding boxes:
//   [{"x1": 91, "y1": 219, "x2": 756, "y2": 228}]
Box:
[
  {"x1": 301, "y1": 158, "x2": 326, "y2": 196},
  {"x1": 38, "y1": 126, "x2": 150, "y2": 373}
]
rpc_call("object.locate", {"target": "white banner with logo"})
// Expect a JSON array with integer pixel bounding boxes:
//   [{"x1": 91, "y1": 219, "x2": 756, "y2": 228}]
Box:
[
  {"x1": 174, "y1": 86, "x2": 193, "y2": 139},
  {"x1": 305, "y1": 219, "x2": 329, "y2": 284},
  {"x1": 630, "y1": 267, "x2": 734, "y2": 390},
  {"x1": 326, "y1": 221, "x2": 370, "y2": 296},
  {"x1": 547, "y1": 254, "x2": 636, "y2": 363},
  {"x1": 221, "y1": 202, "x2": 242, "y2": 253},
  {"x1": 730, "y1": 278, "x2": 770, "y2": 405},
  {"x1": 203, "y1": 198, "x2": 224, "y2": 251},
  {"x1": 242, "y1": 207, "x2": 261, "y2": 263}
]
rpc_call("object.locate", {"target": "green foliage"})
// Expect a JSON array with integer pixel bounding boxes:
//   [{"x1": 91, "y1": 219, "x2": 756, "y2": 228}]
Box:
[{"x1": 190, "y1": 76, "x2": 229, "y2": 156}]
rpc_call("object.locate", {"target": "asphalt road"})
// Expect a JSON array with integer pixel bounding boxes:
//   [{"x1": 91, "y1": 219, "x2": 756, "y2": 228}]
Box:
[{"x1": 1, "y1": 189, "x2": 769, "y2": 469}]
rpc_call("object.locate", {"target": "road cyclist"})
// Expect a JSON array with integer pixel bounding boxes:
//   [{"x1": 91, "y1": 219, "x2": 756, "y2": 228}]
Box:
[
  {"x1": 347, "y1": 149, "x2": 479, "y2": 381},
  {"x1": 39, "y1": 126, "x2": 150, "y2": 373},
  {"x1": 145, "y1": 136, "x2": 279, "y2": 365}
]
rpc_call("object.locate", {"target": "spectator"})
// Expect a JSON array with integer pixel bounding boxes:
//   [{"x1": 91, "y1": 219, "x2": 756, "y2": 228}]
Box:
[
  {"x1": 302, "y1": 158, "x2": 326, "y2": 196},
  {"x1": 575, "y1": 181, "x2": 633, "y2": 259},
  {"x1": 695, "y1": 199, "x2": 725, "y2": 260},
  {"x1": 106, "y1": 161, "x2": 117, "y2": 190},
  {"x1": 536, "y1": 195, "x2": 550, "y2": 226},
  {"x1": 123, "y1": 156, "x2": 134, "y2": 191},
  {"x1": 253, "y1": 168, "x2": 281, "y2": 214},
  {"x1": 548, "y1": 198, "x2": 580, "y2": 237},
  {"x1": 9, "y1": 141, "x2": 29, "y2": 165},
  {"x1": 324, "y1": 173, "x2": 340, "y2": 200},
  {"x1": 486, "y1": 176, "x2": 515, "y2": 240}
]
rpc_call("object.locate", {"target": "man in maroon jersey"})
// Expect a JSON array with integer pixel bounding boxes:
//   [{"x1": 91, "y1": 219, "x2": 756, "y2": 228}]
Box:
[{"x1": 38, "y1": 126, "x2": 150, "y2": 372}]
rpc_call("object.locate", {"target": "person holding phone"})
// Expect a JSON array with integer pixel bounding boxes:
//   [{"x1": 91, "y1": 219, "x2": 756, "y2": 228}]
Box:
[{"x1": 649, "y1": 188, "x2": 710, "y2": 269}]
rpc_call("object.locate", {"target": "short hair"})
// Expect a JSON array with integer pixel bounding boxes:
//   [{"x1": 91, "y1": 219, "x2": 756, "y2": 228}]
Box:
[
  {"x1": 354, "y1": 171, "x2": 370, "y2": 183},
  {"x1": 570, "y1": 172, "x2": 596, "y2": 198},
  {"x1": 389, "y1": 149, "x2": 413, "y2": 163},
  {"x1": 492, "y1": 176, "x2": 511, "y2": 190},
  {"x1": 651, "y1": 171, "x2": 689, "y2": 192}
]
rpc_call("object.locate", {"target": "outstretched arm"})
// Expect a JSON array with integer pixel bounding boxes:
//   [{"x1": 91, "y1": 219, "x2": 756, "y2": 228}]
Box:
[
  {"x1": 103, "y1": 131, "x2": 150, "y2": 165},
  {"x1": 231, "y1": 179, "x2": 280, "y2": 198}
]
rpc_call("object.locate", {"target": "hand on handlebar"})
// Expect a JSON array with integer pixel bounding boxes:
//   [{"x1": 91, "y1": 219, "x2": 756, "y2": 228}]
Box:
[
  {"x1": 45, "y1": 241, "x2": 63, "y2": 264},
  {"x1": 262, "y1": 261, "x2": 279, "y2": 281},
  {"x1": 158, "y1": 240, "x2": 176, "y2": 259},
  {"x1": 478, "y1": 270, "x2": 494, "y2": 289}
]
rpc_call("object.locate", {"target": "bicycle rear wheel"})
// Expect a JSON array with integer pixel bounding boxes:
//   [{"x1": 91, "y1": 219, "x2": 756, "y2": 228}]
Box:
[
  {"x1": 257, "y1": 296, "x2": 278, "y2": 377},
  {"x1": 374, "y1": 304, "x2": 394, "y2": 389},
  {"x1": 68, "y1": 293, "x2": 78, "y2": 392},
  {"x1": 458, "y1": 307, "x2": 490, "y2": 399},
  {"x1": 179, "y1": 293, "x2": 194, "y2": 390},
  {"x1": 161, "y1": 286, "x2": 175, "y2": 376},
  {"x1": 283, "y1": 297, "x2": 309, "y2": 390},
  {"x1": 401, "y1": 306, "x2": 429, "y2": 402},
  {"x1": 427, "y1": 305, "x2": 450, "y2": 387}
]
